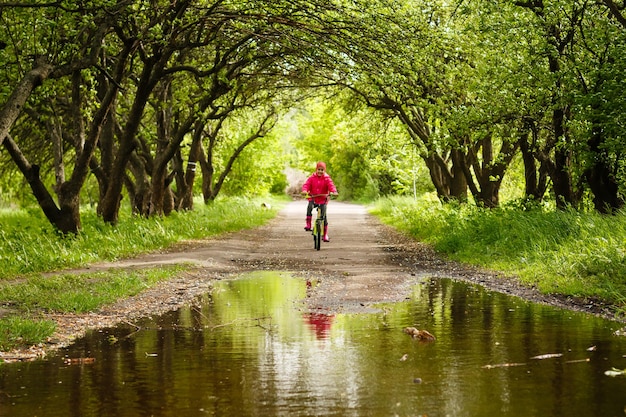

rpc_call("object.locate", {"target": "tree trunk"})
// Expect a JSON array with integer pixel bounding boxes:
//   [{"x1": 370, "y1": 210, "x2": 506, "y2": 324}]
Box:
[
  {"x1": 449, "y1": 149, "x2": 468, "y2": 202},
  {"x1": 423, "y1": 154, "x2": 451, "y2": 201},
  {"x1": 515, "y1": 0, "x2": 581, "y2": 209},
  {"x1": 100, "y1": 60, "x2": 158, "y2": 224},
  {"x1": 518, "y1": 130, "x2": 540, "y2": 200},
  {"x1": 163, "y1": 173, "x2": 176, "y2": 215},
  {"x1": 476, "y1": 135, "x2": 499, "y2": 208},
  {"x1": 177, "y1": 121, "x2": 205, "y2": 210},
  {"x1": 91, "y1": 112, "x2": 117, "y2": 216},
  {"x1": 172, "y1": 146, "x2": 198, "y2": 212},
  {"x1": 127, "y1": 152, "x2": 152, "y2": 216},
  {"x1": 551, "y1": 108, "x2": 576, "y2": 209},
  {"x1": 478, "y1": 181, "x2": 501, "y2": 209},
  {"x1": 143, "y1": 77, "x2": 214, "y2": 216},
  {"x1": 586, "y1": 160, "x2": 623, "y2": 214},
  {"x1": 57, "y1": 184, "x2": 83, "y2": 234},
  {"x1": 0, "y1": 59, "x2": 53, "y2": 147},
  {"x1": 3, "y1": 60, "x2": 120, "y2": 234},
  {"x1": 150, "y1": 166, "x2": 168, "y2": 216},
  {"x1": 4, "y1": 135, "x2": 80, "y2": 234},
  {"x1": 460, "y1": 134, "x2": 517, "y2": 208},
  {"x1": 585, "y1": 123, "x2": 624, "y2": 214},
  {"x1": 199, "y1": 126, "x2": 217, "y2": 203}
]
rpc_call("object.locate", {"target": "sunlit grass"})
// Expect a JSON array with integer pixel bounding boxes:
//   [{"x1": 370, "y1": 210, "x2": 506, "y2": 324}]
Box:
[
  {"x1": 0, "y1": 196, "x2": 283, "y2": 278},
  {"x1": 0, "y1": 317, "x2": 56, "y2": 352},
  {"x1": 371, "y1": 195, "x2": 626, "y2": 315},
  {"x1": 0, "y1": 266, "x2": 185, "y2": 313}
]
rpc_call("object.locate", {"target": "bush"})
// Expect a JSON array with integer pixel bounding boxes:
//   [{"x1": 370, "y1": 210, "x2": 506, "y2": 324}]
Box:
[{"x1": 371, "y1": 195, "x2": 626, "y2": 311}]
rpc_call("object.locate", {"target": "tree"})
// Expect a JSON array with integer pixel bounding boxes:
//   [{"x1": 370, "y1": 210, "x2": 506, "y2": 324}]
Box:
[
  {"x1": 334, "y1": 1, "x2": 521, "y2": 206},
  {"x1": 95, "y1": 0, "x2": 410, "y2": 222},
  {"x1": 511, "y1": 0, "x2": 586, "y2": 209},
  {"x1": 0, "y1": 1, "x2": 135, "y2": 233},
  {"x1": 570, "y1": 2, "x2": 626, "y2": 212}
]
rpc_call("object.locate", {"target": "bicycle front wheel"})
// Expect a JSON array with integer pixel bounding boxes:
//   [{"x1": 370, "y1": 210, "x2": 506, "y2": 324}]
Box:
[{"x1": 313, "y1": 220, "x2": 322, "y2": 250}]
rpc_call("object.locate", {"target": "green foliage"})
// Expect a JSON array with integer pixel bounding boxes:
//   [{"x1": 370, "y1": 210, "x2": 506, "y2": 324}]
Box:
[
  {"x1": 291, "y1": 98, "x2": 432, "y2": 202},
  {"x1": 0, "y1": 197, "x2": 282, "y2": 278},
  {"x1": 372, "y1": 195, "x2": 626, "y2": 312},
  {"x1": 219, "y1": 123, "x2": 289, "y2": 197},
  {"x1": 1, "y1": 0, "x2": 625, "y2": 224}
]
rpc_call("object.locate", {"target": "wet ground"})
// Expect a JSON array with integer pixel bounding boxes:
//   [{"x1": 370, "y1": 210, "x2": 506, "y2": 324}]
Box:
[
  {"x1": 3, "y1": 201, "x2": 626, "y2": 416},
  {"x1": 2, "y1": 271, "x2": 626, "y2": 417},
  {"x1": 2, "y1": 200, "x2": 622, "y2": 361}
]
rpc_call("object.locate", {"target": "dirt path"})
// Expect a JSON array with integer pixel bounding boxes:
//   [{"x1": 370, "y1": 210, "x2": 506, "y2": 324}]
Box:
[{"x1": 4, "y1": 200, "x2": 621, "y2": 360}]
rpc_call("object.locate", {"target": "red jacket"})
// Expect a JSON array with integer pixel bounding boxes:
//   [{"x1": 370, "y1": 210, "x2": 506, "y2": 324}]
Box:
[{"x1": 302, "y1": 172, "x2": 337, "y2": 204}]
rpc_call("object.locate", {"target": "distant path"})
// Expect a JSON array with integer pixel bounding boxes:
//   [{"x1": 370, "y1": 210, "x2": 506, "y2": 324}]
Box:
[{"x1": 5, "y1": 200, "x2": 620, "y2": 360}]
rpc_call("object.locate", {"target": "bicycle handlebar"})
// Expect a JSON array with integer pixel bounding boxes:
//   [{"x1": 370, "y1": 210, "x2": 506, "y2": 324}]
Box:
[{"x1": 302, "y1": 192, "x2": 338, "y2": 199}]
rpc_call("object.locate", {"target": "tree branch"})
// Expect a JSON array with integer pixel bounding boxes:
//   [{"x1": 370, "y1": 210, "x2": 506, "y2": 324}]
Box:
[
  {"x1": 602, "y1": 0, "x2": 626, "y2": 28},
  {"x1": 0, "y1": 58, "x2": 53, "y2": 147}
]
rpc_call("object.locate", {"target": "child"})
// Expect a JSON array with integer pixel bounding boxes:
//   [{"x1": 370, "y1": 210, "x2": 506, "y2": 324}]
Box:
[{"x1": 301, "y1": 161, "x2": 338, "y2": 242}]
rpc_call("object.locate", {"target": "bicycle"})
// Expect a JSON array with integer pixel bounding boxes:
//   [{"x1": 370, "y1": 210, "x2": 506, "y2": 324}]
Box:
[{"x1": 304, "y1": 193, "x2": 333, "y2": 250}]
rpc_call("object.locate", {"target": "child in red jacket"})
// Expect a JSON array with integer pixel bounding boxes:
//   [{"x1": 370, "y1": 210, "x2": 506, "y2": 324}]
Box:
[{"x1": 301, "y1": 161, "x2": 338, "y2": 242}]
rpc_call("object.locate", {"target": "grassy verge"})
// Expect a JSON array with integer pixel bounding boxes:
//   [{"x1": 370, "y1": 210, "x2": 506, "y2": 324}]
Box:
[
  {"x1": 0, "y1": 196, "x2": 284, "y2": 352},
  {"x1": 371, "y1": 195, "x2": 626, "y2": 316},
  {"x1": 0, "y1": 196, "x2": 283, "y2": 278},
  {"x1": 0, "y1": 266, "x2": 185, "y2": 351}
]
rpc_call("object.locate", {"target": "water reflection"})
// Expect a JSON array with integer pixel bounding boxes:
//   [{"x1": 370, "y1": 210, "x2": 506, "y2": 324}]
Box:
[
  {"x1": 1, "y1": 272, "x2": 626, "y2": 417},
  {"x1": 303, "y1": 313, "x2": 335, "y2": 339}
]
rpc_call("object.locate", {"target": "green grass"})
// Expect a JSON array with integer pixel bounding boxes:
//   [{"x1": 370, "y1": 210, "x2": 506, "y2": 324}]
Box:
[
  {"x1": 0, "y1": 317, "x2": 56, "y2": 352},
  {"x1": 0, "y1": 196, "x2": 284, "y2": 353},
  {"x1": 0, "y1": 265, "x2": 189, "y2": 354},
  {"x1": 0, "y1": 196, "x2": 283, "y2": 278},
  {"x1": 0, "y1": 266, "x2": 185, "y2": 313},
  {"x1": 371, "y1": 195, "x2": 626, "y2": 315}
]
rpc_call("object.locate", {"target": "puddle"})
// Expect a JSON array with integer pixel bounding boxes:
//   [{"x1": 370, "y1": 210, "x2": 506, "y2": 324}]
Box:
[{"x1": 1, "y1": 271, "x2": 626, "y2": 416}]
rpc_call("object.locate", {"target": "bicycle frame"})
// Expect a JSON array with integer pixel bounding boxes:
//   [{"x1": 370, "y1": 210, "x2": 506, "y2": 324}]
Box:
[
  {"x1": 311, "y1": 201, "x2": 327, "y2": 251},
  {"x1": 306, "y1": 193, "x2": 330, "y2": 251}
]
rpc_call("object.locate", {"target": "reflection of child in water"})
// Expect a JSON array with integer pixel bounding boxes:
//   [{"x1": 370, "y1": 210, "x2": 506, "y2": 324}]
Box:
[{"x1": 303, "y1": 312, "x2": 335, "y2": 339}]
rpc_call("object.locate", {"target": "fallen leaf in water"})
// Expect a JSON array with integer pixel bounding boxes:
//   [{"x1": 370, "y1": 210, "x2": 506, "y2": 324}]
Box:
[
  {"x1": 530, "y1": 353, "x2": 563, "y2": 360},
  {"x1": 64, "y1": 357, "x2": 95, "y2": 365},
  {"x1": 604, "y1": 367, "x2": 626, "y2": 377},
  {"x1": 482, "y1": 362, "x2": 527, "y2": 369},
  {"x1": 403, "y1": 327, "x2": 436, "y2": 341}
]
